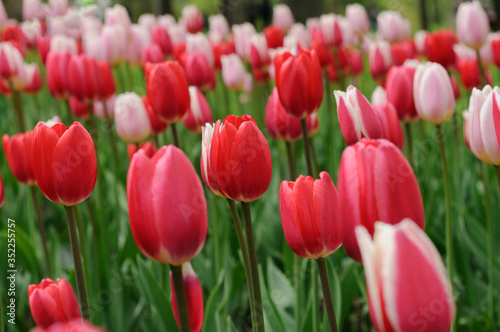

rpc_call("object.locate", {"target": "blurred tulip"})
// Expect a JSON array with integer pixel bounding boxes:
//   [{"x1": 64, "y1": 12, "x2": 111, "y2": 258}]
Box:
[
  {"x1": 167, "y1": 24, "x2": 187, "y2": 46},
  {"x1": 368, "y1": 40, "x2": 392, "y2": 81},
  {"x1": 221, "y1": 54, "x2": 245, "y2": 90},
  {"x1": 28, "y1": 278, "x2": 81, "y2": 329},
  {"x1": 212, "y1": 40, "x2": 235, "y2": 69},
  {"x1": 23, "y1": 63, "x2": 42, "y2": 94},
  {"x1": 127, "y1": 145, "x2": 207, "y2": 264},
  {"x1": 334, "y1": 86, "x2": 383, "y2": 145},
  {"x1": 49, "y1": 0, "x2": 68, "y2": 16},
  {"x1": 414, "y1": 30, "x2": 428, "y2": 55},
  {"x1": 32, "y1": 122, "x2": 97, "y2": 206},
  {"x1": 273, "y1": 4, "x2": 294, "y2": 32},
  {"x1": 143, "y1": 96, "x2": 168, "y2": 134},
  {"x1": 288, "y1": 23, "x2": 311, "y2": 49},
  {"x1": 413, "y1": 62, "x2": 455, "y2": 124},
  {"x1": 248, "y1": 34, "x2": 271, "y2": 69},
  {"x1": 183, "y1": 86, "x2": 213, "y2": 134},
  {"x1": 146, "y1": 61, "x2": 190, "y2": 123},
  {"x1": 208, "y1": 14, "x2": 229, "y2": 44},
  {"x1": 263, "y1": 25, "x2": 284, "y2": 49},
  {"x1": 186, "y1": 33, "x2": 214, "y2": 68},
  {"x1": 479, "y1": 33, "x2": 498, "y2": 66},
  {"x1": 0, "y1": 1, "x2": 7, "y2": 31},
  {"x1": 185, "y1": 52, "x2": 216, "y2": 90},
  {"x1": 37, "y1": 36, "x2": 51, "y2": 64},
  {"x1": 3, "y1": 132, "x2": 36, "y2": 185},
  {"x1": 373, "y1": 102, "x2": 405, "y2": 149},
  {"x1": 386, "y1": 65, "x2": 418, "y2": 122},
  {"x1": 424, "y1": 29, "x2": 457, "y2": 70},
  {"x1": 152, "y1": 25, "x2": 172, "y2": 57},
  {"x1": 456, "y1": 0, "x2": 489, "y2": 50},
  {"x1": 50, "y1": 34, "x2": 77, "y2": 55},
  {"x1": 463, "y1": 85, "x2": 500, "y2": 165},
  {"x1": 279, "y1": 171, "x2": 341, "y2": 259},
  {"x1": 138, "y1": 14, "x2": 156, "y2": 32},
  {"x1": 338, "y1": 138, "x2": 424, "y2": 262},
  {"x1": 30, "y1": 319, "x2": 104, "y2": 332},
  {"x1": 128, "y1": 25, "x2": 152, "y2": 65},
  {"x1": 346, "y1": 3, "x2": 370, "y2": 36},
  {"x1": 68, "y1": 55, "x2": 101, "y2": 103},
  {"x1": 201, "y1": 115, "x2": 272, "y2": 201},
  {"x1": 46, "y1": 51, "x2": 71, "y2": 99},
  {"x1": 181, "y1": 5, "x2": 203, "y2": 34},
  {"x1": 319, "y1": 13, "x2": 344, "y2": 48},
  {"x1": 97, "y1": 61, "x2": 115, "y2": 100},
  {"x1": 390, "y1": 40, "x2": 416, "y2": 66},
  {"x1": 457, "y1": 59, "x2": 482, "y2": 91},
  {"x1": 371, "y1": 86, "x2": 387, "y2": 106},
  {"x1": 170, "y1": 262, "x2": 204, "y2": 332},
  {"x1": 274, "y1": 49, "x2": 323, "y2": 118},
  {"x1": 101, "y1": 25, "x2": 127, "y2": 65},
  {"x1": 94, "y1": 95, "x2": 116, "y2": 120},
  {"x1": 82, "y1": 32, "x2": 103, "y2": 61},
  {"x1": 21, "y1": 20, "x2": 42, "y2": 49},
  {"x1": 0, "y1": 42, "x2": 25, "y2": 84},
  {"x1": 377, "y1": 11, "x2": 411, "y2": 43},
  {"x1": 233, "y1": 23, "x2": 256, "y2": 59},
  {"x1": 142, "y1": 44, "x2": 164, "y2": 67},
  {"x1": 127, "y1": 141, "x2": 157, "y2": 160},
  {"x1": 105, "y1": 4, "x2": 131, "y2": 32},
  {"x1": 23, "y1": 0, "x2": 44, "y2": 21},
  {"x1": 114, "y1": 92, "x2": 152, "y2": 143},
  {"x1": 357, "y1": 220, "x2": 455, "y2": 332}
]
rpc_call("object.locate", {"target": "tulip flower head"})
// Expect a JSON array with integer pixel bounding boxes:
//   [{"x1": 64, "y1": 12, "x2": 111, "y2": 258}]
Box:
[
  {"x1": 386, "y1": 64, "x2": 418, "y2": 122},
  {"x1": 3, "y1": 131, "x2": 36, "y2": 185},
  {"x1": 221, "y1": 54, "x2": 246, "y2": 90},
  {"x1": 273, "y1": 4, "x2": 295, "y2": 32},
  {"x1": 183, "y1": 86, "x2": 213, "y2": 134},
  {"x1": 368, "y1": 40, "x2": 392, "y2": 82},
  {"x1": 114, "y1": 92, "x2": 152, "y2": 143},
  {"x1": 346, "y1": 3, "x2": 370, "y2": 36},
  {"x1": 456, "y1": 0, "x2": 489, "y2": 50}
]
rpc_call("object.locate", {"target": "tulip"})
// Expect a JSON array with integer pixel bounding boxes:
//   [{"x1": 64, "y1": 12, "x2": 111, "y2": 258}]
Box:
[
  {"x1": 413, "y1": 62, "x2": 455, "y2": 124},
  {"x1": 127, "y1": 145, "x2": 207, "y2": 264},
  {"x1": 28, "y1": 278, "x2": 81, "y2": 329},
  {"x1": 373, "y1": 102, "x2": 405, "y2": 149},
  {"x1": 273, "y1": 4, "x2": 294, "y2": 32},
  {"x1": 69, "y1": 97, "x2": 90, "y2": 119},
  {"x1": 114, "y1": 92, "x2": 152, "y2": 143},
  {"x1": 146, "y1": 61, "x2": 190, "y2": 123},
  {"x1": 334, "y1": 85, "x2": 383, "y2": 145},
  {"x1": 167, "y1": 24, "x2": 187, "y2": 46},
  {"x1": 414, "y1": 30, "x2": 428, "y2": 55},
  {"x1": 67, "y1": 55, "x2": 101, "y2": 103},
  {"x1": 274, "y1": 49, "x2": 323, "y2": 118},
  {"x1": 170, "y1": 262, "x2": 204, "y2": 332},
  {"x1": 101, "y1": 25, "x2": 127, "y2": 65},
  {"x1": 183, "y1": 86, "x2": 213, "y2": 134},
  {"x1": 337, "y1": 138, "x2": 424, "y2": 262},
  {"x1": 46, "y1": 51, "x2": 71, "y2": 99},
  {"x1": 31, "y1": 319, "x2": 104, "y2": 332},
  {"x1": 390, "y1": 41, "x2": 416, "y2": 66},
  {"x1": 263, "y1": 25, "x2": 284, "y2": 49},
  {"x1": 94, "y1": 95, "x2": 116, "y2": 120},
  {"x1": 456, "y1": 0, "x2": 489, "y2": 50},
  {"x1": 368, "y1": 40, "x2": 392, "y2": 81},
  {"x1": 201, "y1": 115, "x2": 272, "y2": 202},
  {"x1": 82, "y1": 32, "x2": 103, "y2": 61},
  {"x1": 186, "y1": 33, "x2": 214, "y2": 68},
  {"x1": 184, "y1": 52, "x2": 216, "y2": 90},
  {"x1": 128, "y1": 25, "x2": 152, "y2": 65},
  {"x1": 279, "y1": 171, "x2": 340, "y2": 259},
  {"x1": 208, "y1": 14, "x2": 229, "y2": 44},
  {"x1": 221, "y1": 54, "x2": 246, "y2": 90},
  {"x1": 180, "y1": 5, "x2": 203, "y2": 34},
  {"x1": 463, "y1": 85, "x2": 500, "y2": 165},
  {"x1": 288, "y1": 23, "x2": 311, "y2": 49},
  {"x1": 23, "y1": 63, "x2": 42, "y2": 94},
  {"x1": 21, "y1": 20, "x2": 42, "y2": 49},
  {"x1": 49, "y1": 34, "x2": 78, "y2": 55},
  {"x1": 23, "y1": 0, "x2": 44, "y2": 21},
  {"x1": 143, "y1": 96, "x2": 168, "y2": 135},
  {"x1": 138, "y1": 13, "x2": 156, "y2": 32},
  {"x1": 32, "y1": 122, "x2": 97, "y2": 206},
  {"x1": 152, "y1": 25, "x2": 172, "y2": 57},
  {"x1": 232, "y1": 23, "x2": 256, "y2": 59},
  {"x1": 142, "y1": 44, "x2": 164, "y2": 67},
  {"x1": 356, "y1": 220, "x2": 455, "y2": 332},
  {"x1": 97, "y1": 61, "x2": 116, "y2": 101},
  {"x1": 37, "y1": 36, "x2": 51, "y2": 64},
  {"x1": 479, "y1": 33, "x2": 498, "y2": 66},
  {"x1": 377, "y1": 11, "x2": 411, "y2": 43},
  {"x1": 346, "y1": 3, "x2": 370, "y2": 36},
  {"x1": 0, "y1": 0, "x2": 7, "y2": 31},
  {"x1": 386, "y1": 64, "x2": 418, "y2": 122},
  {"x1": 318, "y1": 13, "x2": 344, "y2": 48},
  {"x1": 457, "y1": 59, "x2": 482, "y2": 91},
  {"x1": 371, "y1": 86, "x2": 387, "y2": 106},
  {"x1": 212, "y1": 40, "x2": 235, "y2": 70},
  {"x1": 3, "y1": 132, "x2": 36, "y2": 185},
  {"x1": 105, "y1": 4, "x2": 132, "y2": 32},
  {"x1": 0, "y1": 42, "x2": 25, "y2": 85},
  {"x1": 248, "y1": 34, "x2": 271, "y2": 69},
  {"x1": 127, "y1": 141, "x2": 157, "y2": 160}
]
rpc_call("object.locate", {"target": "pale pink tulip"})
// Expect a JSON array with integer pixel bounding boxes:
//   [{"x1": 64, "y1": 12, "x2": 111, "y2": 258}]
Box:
[
  {"x1": 186, "y1": 33, "x2": 214, "y2": 67},
  {"x1": 114, "y1": 92, "x2": 152, "y2": 143},
  {"x1": 208, "y1": 14, "x2": 229, "y2": 44},
  {"x1": 221, "y1": 54, "x2": 246, "y2": 90},
  {"x1": 273, "y1": 4, "x2": 295, "y2": 32},
  {"x1": 346, "y1": 3, "x2": 370, "y2": 36},
  {"x1": 377, "y1": 11, "x2": 411, "y2": 43},
  {"x1": 456, "y1": 0, "x2": 489, "y2": 50}
]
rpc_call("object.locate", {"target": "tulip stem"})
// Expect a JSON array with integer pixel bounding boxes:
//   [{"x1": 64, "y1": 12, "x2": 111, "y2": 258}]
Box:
[
  {"x1": 241, "y1": 202, "x2": 265, "y2": 332},
  {"x1": 10, "y1": 90, "x2": 26, "y2": 132},
  {"x1": 104, "y1": 103, "x2": 121, "y2": 175},
  {"x1": 170, "y1": 264, "x2": 191, "y2": 332},
  {"x1": 30, "y1": 186, "x2": 52, "y2": 278},
  {"x1": 436, "y1": 125, "x2": 453, "y2": 284},
  {"x1": 171, "y1": 123, "x2": 180, "y2": 148},
  {"x1": 316, "y1": 259, "x2": 338, "y2": 332},
  {"x1": 285, "y1": 142, "x2": 296, "y2": 179},
  {"x1": 65, "y1": 99, "x2": 74, "y2": 124},
  {"x1": 227, "y1": 199, "x2": 255, "y2": 330},
  {"x1": 495, "y1": 166, "x2": 500, "y2": 197},
  {"x1": 476, "y1": 49, "x2": 486, "y2": 86},
  {"x1": 480, "y1": 162, "x2": 494, "y2": 322},
  {"x1": 32, "y1": 94, "x2": 41, "y2": 120},
  {"x1": 405, "y1": 123, "x2": 414, "y2": 167},
  {"x1": 223, "y1": 85, "x2": 230, "y2": 117},
  {"x1": 300, "y1": 118, "x2": 313, "y2": 177},
  {"x1": 64, "y1": 205, "x2": 90, "y2": 321}
]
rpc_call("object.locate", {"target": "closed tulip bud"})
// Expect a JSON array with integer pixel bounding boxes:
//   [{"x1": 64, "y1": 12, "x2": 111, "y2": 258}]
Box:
[
  {"x1": 456, "y1": 0, "x2": 489, "y2": 50},
  {"x1": 208, "y1": 14, "x2": 229, "y2": 44},
  {"x1": 346, "y1": 3, "x2": 370, "y2": 36},
  {"x1": 23, "y1": 63, "x2": 42, "y2": 94},
  {"x1": 69, "y1": 97, "x2": 90, "y2": 120},
  {"x1": 338, "y1": 139, "x2": 424, "y2": 262},
  {"x1": 167, "y1": 23, "x2": 187, "y2": 46},
  {"x1": 273, "y1": 4, "x2": 294, "y2": 32},
  {"x1": 28, "y1": 278, "x2": 81, "y2": 329},
  {"x1": 142, "y1": 44, "x2": 164, "y2": 67},
  {"x1": 127, "y1": 141, "x2": 157, "y2": 160},
  {"x1": 97, "y1": 61, "x2": 116, "y2": 100},
  {"x1": 371, "y1": 86, "x2": 387, "y2": 106},
  {"x1": 3, "y1": 132, "x2": 36, "y2": 185},
  {"x1": 319, "y1": 13, "x2": 344, "y2": 48},
  {"x1": 373, "y1": 102, "x2": 405, "y2": 149},
  {"x1": 37, "y1": 36, "x2": 51, "y2": 64},
  {"x1": 279, "y1": 171, "x2": 341, "y2": 259},
  {"x1": 146, "y1": 61, "x2": 190, "y2": 123},
  {"x1": 143, "y1": 96, "x2": 168, "y2": 135},
  {"x1": 68, "y1": 55, "x2": 101, "y2": 103},
  {"x1": 212, "y1": 40, "x2": 235, "y2": 70},
  {"x1": 21, "y1": 20, "x2": 42, "y2": 49},
  {"x1": 185, "y1": 52, "x2": 216, "y2": 90},
  {"x1": 390, "y1": 41, "x2": 416, "y2": 66},
  {"x1": 377, "y1": 11, "x2": 411, "y2": 44},
  {"x1": 138, "y1": 14, "x2": 157, "y2": 32},
  {"x1": 457, "y1": 58, "x2": 482, "y2": 91},
  {"x1": 356, "y1": 220, "x2": 455, "y2": 332},
  {"x1": 0, "y1": 1, "x2": 7, "y2": 31},
  {"x1": 104, "y1": 4, "x2": 131, "y2": 32},
  {"x1": 23, "y1": 0, "x2": 44, "y2": 21},
  {"x1": 152, "y1": 25, "x2": 172, "y2": 57},
  {"x1": 274, "y1": 49, "x2": 323, "y2": 118},
  {"x1": 30, "y1": 319, "x2": 104, "y2": 332},
  {"x1": 94, "y1": 95, "x2": 116, "y2": 120},
  {"x1": 183, "y1": 86, "x2": 213, "y2": 134},
  {"x1": 32, "y1": 122, "x2": 97, "y2": 206},
  {"x1": 386, "y1": 65, "x2": 418, "y2": 122},
  {"x1": 114, "y1": 92, "x2": 152, "y2": 143},
  {"x1": 334, "y1": 85, "x2": 383, "y2": 145},
  {"x1": 414, "y1": 30, "x2": 428, "y2": 55},
  {"x1": 368, "y1": 40, "x2": 392, "y2": 81},
  {"x1": 221, "y1": 54, "x2": 246, "y2": 90},
  {"x1": 463, "y1": 85, "x2": 500, "y2": 165},
  {"x1": 101, "y1": 25, "x2": 127, "y2": 65},
  {"x1": 128, "y1": 25, "x2": 152, "y2": 65},
  {"x1": 201, "y1": 115, "x2": 272, "y2": 201},
  {"x1": 49, "y1": 34, "x2": 78, "y2": 55},
  {"x1": 232, "y1": 23, "x2": 256, "y2": 59},
  {"x1": 181, "y1": 5, "x2": 203, "y2": 34},
  {"x1": 170, "y1": 262, "x2": 204, "y2": 332},
  {"x1": 248, "y1": 34, "x2": 271, "y2": 69},
  {"x1": 0, "y1": 42, "x2": 25, "y2": 82},
  {"x1": 127, "y1": 145, "x2": 207, "y2": 264},
  {"x1": 263, "y1": 25, "x2": 284, "y2": 49},
  {"x1": 186, "y1": 33, "x2": 214, "y2": 68},
  {"x1": 413, "y1": 62, "x2": 455, "y2": 124},
  {"x1": 46, "y1": 51, "x2": 71, "y2": 99},
  {"x1": 82, "y1": 32, "x2": 103, "y2": 61}
]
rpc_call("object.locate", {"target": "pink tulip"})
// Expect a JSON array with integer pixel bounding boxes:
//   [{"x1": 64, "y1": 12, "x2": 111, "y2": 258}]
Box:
[
  {"x1": 479, "y1": 33, "x2": 498, "y2": 66},
  {"x1": 82, "y1": 33, "x2": 103, "y2": 60},
  {"x1": 50, "y1": 34, "x2": 77, "y2": 55},
  {"x1": 0, "y1": 1, "x2": 8, "y2": 30},
  {"x1": 356, "y1": 220, "x2": 455, "y2": 332},
  {"x1": 101, "y1": 25, "x2": 127, "y2": 65},
  {"x1": 386, "y1": 64, "x2": 418, "y2": 122},
  {"x1": 221, "y1": 54, "x2": 246, "y2": 90},
  {"x1": 49, "y1": 0, "x2": 68, "y2": 16},
  {"x1": 373, "y1": 102, "x2": 405, "y2": 149},
  {"x1": 105, "y1": 4, "x2": 132, "y2": 32},
  {"x1": 371, "y1": 86, "x2": 387, "y2": 106},
  {"x1": 368, "y1": 40, "x2": 392, "y2": 81},
  {"x1": 334, "y1": 85, "x2": 383, "y2": 145},
  {"x1": 287, "y1": 23, "x2": 311, "y2": 49},
  {"x1": 142, "y1": 44, "x2": 164, "y2": 67},
  {"x1": 414, "y1": 30, "x2": 428, "y2": 55},
  {"x1": 94, "y1": 95, "x2": 116, "y2": 120},
  {"x1": 232, "y1": 23, "x2": 256, "y2": 59},
  {"x1": 157, "y1": 14, "x2": 176, "y2": 31},
  {"x1": 346, "y1": 3, "x2": 370, "y2": 36},
  {"x1": 208, "y1": 14, "x2": 229, "y2": 44},
  {"x1": 456, "y1": 0, "x2": 489, "y2": 50},
  {"x1": 319, "y1": 14, "x2": 344, "y2": 48},
  {"x1": 183, "y1": 86, "x2": 213, "y2": 134},
  {"x1": 180, "y1": 5, "x2": 203, "y2": 34},
  {"x1": 0, "y1": 42, "x2": 25, "y2": 84},
  {"x1": 463, "y1": 85, "x2": 500, "y2": 165},
  {"x1": 23, "y1": 0, "x2": 44, "y2": 21},
  {"x1": 167, "y1": 24, "x2": 187, "y2": 46},
  {"x1": 273, "y1": 4, "x2": 295, "y2": 32},
  {"x1": 128, "y1": 25, "x2": 152, "y2": 65},
  {"x1": 186, "y1": 33, "x2": 214, "y2": 67},
  {"x1": 138, "y1": 14, "x2": 156, "y2": 32},
  {"x1": 23, "y1": 63, "x2": 42, "y2": 94},
  {"x1": 377, "y1": 11, "x2": 411, "y2": 43},
  {"x1": 248, "y1": 34, "x2": 270, "y2": 69},
  {"x1": 413, "y1": 62, "x2": 455, "y2": 124},
  {"x1": 152, "y1": 25, "x2": 172, "y2": 57},
  {"x1": 21, "y1": 20, "x2": 42, "y2": 48},
  {"x1": 114, "y1": 92, "x2": 152, "y2": 143}
]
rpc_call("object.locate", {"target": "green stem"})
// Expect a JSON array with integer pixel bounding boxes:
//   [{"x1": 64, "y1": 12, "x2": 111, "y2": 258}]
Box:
[
  {"x1": 294, "y1": 255, "x2": 301, "y2": 332},
  {"x1": 241, "y1": 202, "x2": 265, "y2": 332},
  {"x1": 171, "y1": 123, "x2": 180, "y2": 148},
  {"x1": 495, "y1": 166, "x2": 500, "y2": 197},
  {"x1": 153, "y1": 134, "x2": 159, "y2": 147},
  {"x1": 170, "y1": 264, "x2": 191, "y2": 332},
  {"x1": 405, "y1": 123, "x2": 414, "y2": 168},
  {"x1": 316, "y1": 259, "x2": 338, "y2": 332},
  {"x1": 227, "y1": 199, "x2": 255, "y2": 330},
  {"x1": 223, "y1": 85, "x2": 230, "y2": 117},
  {"x1": 300, "y1": 118, "x2": 313, "y2": 177},
  {"x1": 11, "y1": 90, "x2": 26, "y2": 132},
  {"x1": 65, "y1": 99, "x2": 74, "y2": 124},
  {"x1": 33, "y1": 94, "x2": 41, "y2": 120},
  {"x1": 104, "y1": 103, "x2": 121, "y2": 175},
  {"x1": 115, "y1": 64, "x2": 126, "y2": 93},
  {"x1": 74, "y1": 205, "x2": 91, "y2": 300},
  {"x1": 30, "y1": 186, "x2": 52, "y2": 278},
  {"x1": 311, "y1": 261, "x2": 318, "y2": 332},
  {"x1": 476, "y1": 49, "x2": 486, "y2": 86},
  {"x1": 124, "y1": 63, "x2": 134, "y2": 90},
  {"x1": 285, "y1": 141, "x2": 296, "y2": 179},
  {"x1": 309, "y1": 138, "x2": 320, "y2": 177},
  {"x1": 436, "y1": 125, "x2": 453, "y2": 284},
  {"x1": 480, "y1": 162, "x2": 494, "y2": 322},
  {"x1": 64, "y1": 205, "x2": 90, "y2": 321}
]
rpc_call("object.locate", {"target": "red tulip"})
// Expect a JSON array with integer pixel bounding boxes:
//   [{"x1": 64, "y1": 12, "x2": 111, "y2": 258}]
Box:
[
  {"x1": 23, "y1": 63, "x2": 42, "y2": 94},
  {"x1": 32, "y1": 122, "x2": 97, "y2": 206},
  {"x1": 146, "y1": 61, "x2": 190, "y2": 123},
  {"x1": 127, "y1": 145, "x2": 207, "y2": 265},
  {"x1": 424, "y1": 29, "x2": 457, "y2": 70},
  {"x1": 46, "y1": 51, "x2": 72, "y2": 99},
  {"x1": 152, "y1": 25, "x2": 172, "y2": 56},
  {"x1": 69, "y1": 97, "x2": 90, "y2": 120},
  {"x1": 127, "y1": 141, "x2": 158, "y2": 161},
  {"x1": 337, "y1": 139, "x2": 424, "y2": 262},
  {"x1": 3, "y1": 131, "x2": 36, "y2": 185},
  {"x1": 212, "y1": 40, "x2": 235, "y2": 70},
  {"x1": 28, "y1": 278, "x2": 81, "y2": 329},
  {"x1": 356, "y1": 220, "x2": 455, "y2": 332},
  {"x1": 456, "y1": 59, "x2": 489, "y2": 91},
  {"x1": 37, "y1": 36, "x2": 51, "y2": 64},
  {"x1": 264, "y1": 25, "x2": 284, "y2": 49},
  {"x1": 368, "y1": 41, "x2": 392, "y2": 82},
  {"x1": 390, "y1": 40, "x2": 416, "y2": 66},
  {"x1": 184, "y1": 52, "x2": 216, "y2": 91},
  {"x1": 68, "y1": 54, "x2": 101, "y2": 103},
  {"x1": 142, "y1": 44, "x2": 164, "y2": 67},
  {"x1": 385, "y1": 64, "x2": 418, "y2": 122},
  {"x1": 279, "y1": 171, "x2": 341, "y2": 259},
  {"x1": 201, "y1": 115, "x2": 272, "y2": 202},
  {"x1": 96, "y1": 61, "x2": 115, "y2": 100},
  {"x1": 274, "y1": 49, "x2": 323, "y2": 118},
  {"x1": 183, "y1": 86, "x2": 213, "y2": 134},
  {"x1": 248, "y1": 34, "x2": 271, "y2": 70},
  {"x1": 372, "y1": 102, "x2": 405, "y2": 149},
  {"x1": 170, "y1": 262, "x2": 204, "y2": 332},
  {"x1": 143, "y1": 96, "x2": 168, "y2": 135}
]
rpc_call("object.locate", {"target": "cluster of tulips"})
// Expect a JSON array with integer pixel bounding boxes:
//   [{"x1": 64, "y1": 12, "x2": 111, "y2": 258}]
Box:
[{"x1": 0, "y1": 0, "x2": 500, "y2": 331}]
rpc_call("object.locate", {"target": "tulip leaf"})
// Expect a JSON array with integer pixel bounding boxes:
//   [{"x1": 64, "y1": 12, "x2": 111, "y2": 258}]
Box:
[{"x1": 202, "y1": 269, "x2": 225, "y2": 332}]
